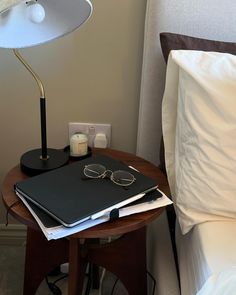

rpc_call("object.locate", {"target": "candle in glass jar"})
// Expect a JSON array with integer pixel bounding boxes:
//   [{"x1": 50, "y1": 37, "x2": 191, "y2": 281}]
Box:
[{"x1": 70, "y1": 133, "x2": 88, "y2": 157}]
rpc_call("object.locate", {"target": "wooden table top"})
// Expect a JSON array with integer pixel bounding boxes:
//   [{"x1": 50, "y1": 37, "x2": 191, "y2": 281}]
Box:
[{"x1": 1, "y1": 148, "x2": 170, "y2": 239}]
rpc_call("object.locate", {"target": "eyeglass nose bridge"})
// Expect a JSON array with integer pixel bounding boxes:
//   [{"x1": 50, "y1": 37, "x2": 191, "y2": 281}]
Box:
[{"x1": 102, "y1": 169, "x2": 113, "y2": 178}]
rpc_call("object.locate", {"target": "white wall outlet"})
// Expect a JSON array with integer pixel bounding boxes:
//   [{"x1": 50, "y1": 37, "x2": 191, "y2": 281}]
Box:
[{"x1": 68, "y1": 122, "x2": 111, "y2": 147}]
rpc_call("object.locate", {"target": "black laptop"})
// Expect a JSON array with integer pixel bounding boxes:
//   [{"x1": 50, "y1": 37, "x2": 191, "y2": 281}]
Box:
[{"x1": 15, "y1": 155, "x2": 157, "y2": 227}]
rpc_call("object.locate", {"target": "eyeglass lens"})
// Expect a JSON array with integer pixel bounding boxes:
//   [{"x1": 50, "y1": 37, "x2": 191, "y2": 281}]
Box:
[
  {"x1": 84, "y1": 164, "x2": 106, "y2": 178},
  {"x1": 111, "y1": 170, "x2": 135, "y2": 186}
]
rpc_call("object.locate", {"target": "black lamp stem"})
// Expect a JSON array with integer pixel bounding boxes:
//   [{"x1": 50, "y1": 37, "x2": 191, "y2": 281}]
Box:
[{"x1": 40, "y1": 97, "x2": 48, "y2": 160}]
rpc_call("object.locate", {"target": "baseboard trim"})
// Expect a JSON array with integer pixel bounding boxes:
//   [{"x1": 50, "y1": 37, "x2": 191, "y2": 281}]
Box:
[{"x1": 0, "y1": 224, "x2": 27, "y2": 246}]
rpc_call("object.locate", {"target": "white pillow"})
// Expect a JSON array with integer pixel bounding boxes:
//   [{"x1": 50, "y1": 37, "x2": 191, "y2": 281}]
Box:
[{"x1": 162, "y1": 50, "x2": 236, "y2": 234}]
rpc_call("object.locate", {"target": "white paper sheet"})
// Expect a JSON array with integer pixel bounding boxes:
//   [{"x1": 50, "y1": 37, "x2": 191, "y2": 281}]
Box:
[{"x1": 16, "y1": 189, "x2": 172, "y2": 240}]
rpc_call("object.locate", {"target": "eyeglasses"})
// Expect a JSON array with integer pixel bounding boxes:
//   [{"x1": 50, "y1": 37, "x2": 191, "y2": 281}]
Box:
[{"x1": 83, "y1": 164, "x2": 136, "y2": 187}]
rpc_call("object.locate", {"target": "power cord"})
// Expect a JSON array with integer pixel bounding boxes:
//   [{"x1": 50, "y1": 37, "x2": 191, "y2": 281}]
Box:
[
  {"x1": 110, "y1": 277, "x2": 119, "y2": 295},
  {"x1": 5, "y1": 200, "x2": 21, "y2": 226},
  {"x1": 84, "y1": 263, "x2": 92, "y2": 295},
  {"x1": 45, "y1": 274, "x2": 68, "y2": 295},
  {"x1": 109, "y1": 270, "x2": 156, "y2": 295},
  {"x1": 46, "y1": 263, "x2": 92, "y2": 295}
]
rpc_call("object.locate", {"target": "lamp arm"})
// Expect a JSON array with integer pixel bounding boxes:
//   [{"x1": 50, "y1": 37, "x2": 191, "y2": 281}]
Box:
[
  {"x1": 13, "y1": 49, "x2": 45, "y2": 98},
  {"x1": 13, "y1": 49, "x2": 48, "y2": 160}
]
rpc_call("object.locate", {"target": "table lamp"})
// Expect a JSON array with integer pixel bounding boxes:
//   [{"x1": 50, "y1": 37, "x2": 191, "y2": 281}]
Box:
[{"x1": 0, "y1": 0, "x2": 92, "y2": 176}]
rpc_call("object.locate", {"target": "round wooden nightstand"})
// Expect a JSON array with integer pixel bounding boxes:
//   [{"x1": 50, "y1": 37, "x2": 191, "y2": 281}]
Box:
[{"x1": 2, "y1": 148, "x2": 169, "y2": 295}]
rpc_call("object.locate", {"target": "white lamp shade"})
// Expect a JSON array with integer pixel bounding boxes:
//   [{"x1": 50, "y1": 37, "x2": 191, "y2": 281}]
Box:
[{"x1": 0, "y1": 0, "x2": 92, "y2": 48}]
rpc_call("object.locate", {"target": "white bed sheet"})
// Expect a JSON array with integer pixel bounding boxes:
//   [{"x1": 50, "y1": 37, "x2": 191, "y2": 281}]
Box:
[{"x1": 176, "y1": 220, "x2": 236, "y2": 295}]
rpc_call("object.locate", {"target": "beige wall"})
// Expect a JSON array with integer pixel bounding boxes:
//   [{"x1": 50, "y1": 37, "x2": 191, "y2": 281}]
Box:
[{"x1": 0, "y1": 0, "x2": 147, "y2": 223}]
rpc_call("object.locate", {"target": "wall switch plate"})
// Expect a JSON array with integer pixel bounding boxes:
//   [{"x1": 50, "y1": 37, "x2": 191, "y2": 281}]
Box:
[{"x1": 68, "y1": 122, "x2": 111, "y2": 147}]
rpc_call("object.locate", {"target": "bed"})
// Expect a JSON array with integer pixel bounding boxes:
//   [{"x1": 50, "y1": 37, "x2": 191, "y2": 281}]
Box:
[
  {"x1": 140, "y1": 1, "x2": 236, "y2": 295},
  {"x1": 176, "y1": 221, "x2": 236, "y2": 295},
  {"x1": 162, "y1": 45, "x2": 236, "y2": 295}
]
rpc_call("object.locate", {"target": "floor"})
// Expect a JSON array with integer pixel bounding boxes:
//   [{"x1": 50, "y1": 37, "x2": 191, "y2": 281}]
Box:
[{"x1": 0, "y1": 242, "x2": 128, "y2": 295}]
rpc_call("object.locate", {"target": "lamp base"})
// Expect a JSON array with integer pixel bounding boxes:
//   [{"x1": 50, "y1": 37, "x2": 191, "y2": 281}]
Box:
[{"x1": 20, "y1": 148, "x2": 69, "y2": 176}]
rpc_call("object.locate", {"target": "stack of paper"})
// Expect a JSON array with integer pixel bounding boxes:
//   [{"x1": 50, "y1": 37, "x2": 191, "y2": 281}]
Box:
[{"x1": 16, "y1": 189, "x2": 172, "y2": 240}]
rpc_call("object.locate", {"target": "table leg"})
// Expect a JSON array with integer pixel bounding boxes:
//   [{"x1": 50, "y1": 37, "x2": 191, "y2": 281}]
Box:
[
  {"x1": 88, "y1": 226, "x2": 147, "y2": 295},
  {"x1": 68, "y1": 238, "x2": 88, "y2": 295},
  {"x1": 23, "y1": 227, "x2": 69, "y2": 295}
]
